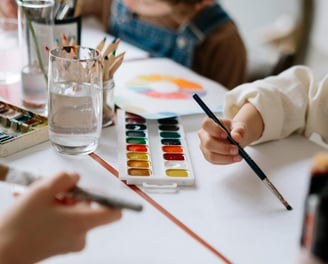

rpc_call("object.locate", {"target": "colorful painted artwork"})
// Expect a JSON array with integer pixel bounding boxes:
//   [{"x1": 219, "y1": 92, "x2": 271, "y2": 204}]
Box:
[
  {"x1": 114, "y1": 58, "x2": 226, "y2": 119},
  {"x1": 125, "y1": 74, "x2": 207, "y2": 99}
]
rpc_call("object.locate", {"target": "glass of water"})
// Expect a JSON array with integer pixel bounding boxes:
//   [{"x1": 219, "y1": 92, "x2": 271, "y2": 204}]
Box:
[
  {"x1": 0, "y1": 18, "x2": 21, "y2": 86},
  {"x1": 16, "y1": 0, "x2": 55, "y2": 113},
  {"x1": 0, "y1": 18, "x2": 21, "y2": 103},
  {"x1": 48, "y1": 46, "x2": 103, "y2": 155}
]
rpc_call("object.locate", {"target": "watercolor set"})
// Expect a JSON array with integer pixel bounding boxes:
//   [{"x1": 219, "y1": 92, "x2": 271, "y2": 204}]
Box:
[
  {"x1": 117, "y1": 109, "x2": 195, "y2": 190},
  {"x1": 0, "y1": 101, "x2": 48, "y2": 157}
]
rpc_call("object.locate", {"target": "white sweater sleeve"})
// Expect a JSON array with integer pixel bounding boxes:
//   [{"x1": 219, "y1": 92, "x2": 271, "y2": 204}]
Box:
[{"x1": 223, "y1": 66, "x2": 328, "y2": 144}]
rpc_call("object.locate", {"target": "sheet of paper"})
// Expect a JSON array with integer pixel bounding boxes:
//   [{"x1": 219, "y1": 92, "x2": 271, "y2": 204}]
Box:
[{"x1": 114, "y1": 58, "x2": 225, "y2": 119}]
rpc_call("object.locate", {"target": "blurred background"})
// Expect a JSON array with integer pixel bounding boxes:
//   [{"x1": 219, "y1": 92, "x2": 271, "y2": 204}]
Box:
[{"x1": 220, "y1": 0, "x2": 328, "y2": 81}]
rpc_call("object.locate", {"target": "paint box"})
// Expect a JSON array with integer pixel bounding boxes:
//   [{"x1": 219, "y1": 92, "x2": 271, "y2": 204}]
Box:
[
  {"x1": 0, "y1": 101, "x2": 48, "y2": 157},
  {"x1": 117, "y1": 109, "x2": 195, "y2": 190}
]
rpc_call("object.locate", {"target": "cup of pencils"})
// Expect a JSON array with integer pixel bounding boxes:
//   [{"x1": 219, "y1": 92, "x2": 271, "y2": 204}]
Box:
[{"x1": 95, "y1": 37, "x2": 125, "y2": 127}]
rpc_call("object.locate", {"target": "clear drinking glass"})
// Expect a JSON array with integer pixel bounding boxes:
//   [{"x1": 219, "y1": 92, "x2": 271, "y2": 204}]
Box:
[
  {"x1": 0, "y1": 19, "x2": 21, "y2": 85},
  {"x1": 0, "y1": 18, "x2": 21, "y2": 103},
  {"x1": 48, "y1": 46, "x2": 103, "y2": 155},
  {"x1": 16, "y1": 0, "x2": 55, "y2": 113}
]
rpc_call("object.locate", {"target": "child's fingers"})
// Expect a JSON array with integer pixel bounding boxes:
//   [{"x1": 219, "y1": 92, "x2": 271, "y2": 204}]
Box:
[{"x1": 33, "y1": 172, "x2": 80, "y2": 197}]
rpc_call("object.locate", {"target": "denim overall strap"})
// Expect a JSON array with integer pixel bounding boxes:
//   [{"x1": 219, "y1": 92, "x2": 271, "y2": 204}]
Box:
[
  {"x1": 110, "y1": 0, "x2": 230, "y2": 67},
  {"x1": 183, "y1": 3, "x2": 230, "y2": 41},
  {"x1": 176, "y1": 3, "x2": 230, "y2": 67}
]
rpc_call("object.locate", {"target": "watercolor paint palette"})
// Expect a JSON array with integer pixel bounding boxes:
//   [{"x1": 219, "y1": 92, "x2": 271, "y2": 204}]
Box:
[
  {"x1": 117, "y1": 109, "x2": 195, "y2": 190},
  {"x1": 0, "y1": 101, "x2": 48, "y2": 157}
]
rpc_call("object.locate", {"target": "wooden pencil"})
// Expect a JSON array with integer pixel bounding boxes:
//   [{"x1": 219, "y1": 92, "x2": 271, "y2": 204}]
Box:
[
  {"x1": 103, "y1": 54, "x2": 115, "y2": 81},
  {"x1": 108, "y1": 54, "x2": 124, "y2": 79},
  {"x1": 103, "y1": 39, "x2": 120, "y2": 57},
  {"x1": 96, "y1": 37, "x2": 107, "y2": 52},
  {"x1": 61, "y1": 33, "x2": 69, "y2": 46},
  {"x1": 68, "y1": 36, "x2": 76, "y2": 46}
]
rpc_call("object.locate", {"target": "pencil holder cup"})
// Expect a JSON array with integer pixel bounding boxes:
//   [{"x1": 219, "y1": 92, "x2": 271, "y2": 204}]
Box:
[
  {"x1": 16, "y1": 0, "x2": 55, "y2": 114},
  {"x1": 102, "y1": 78, "x2": 115, "y2": 127}
]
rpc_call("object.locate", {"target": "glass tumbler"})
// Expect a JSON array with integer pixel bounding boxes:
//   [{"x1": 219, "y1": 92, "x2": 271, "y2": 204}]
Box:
[
  {"x1": 16, "y1": 0, "x2": 55, "y2": 113},
  {"x1": 48, "y1": 46, "x2": 103, "y2": 155},
  {"x1": 0, "y1": 18, "x2": 21, "y2": 86}
]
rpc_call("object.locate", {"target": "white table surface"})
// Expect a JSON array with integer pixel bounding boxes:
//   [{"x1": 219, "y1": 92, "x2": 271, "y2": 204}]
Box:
[
  {"x1": 1, "y1": 113, "x2": 326, "y2": 264},
  {"x1": 95, "y1": 111, "x2": 328, "y2": 264},
  {"x1": 0, "y1": 139, "x2": 224, "y2": 264}
]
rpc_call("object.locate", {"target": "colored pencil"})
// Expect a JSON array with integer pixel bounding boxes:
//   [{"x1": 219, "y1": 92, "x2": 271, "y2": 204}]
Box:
[
  {"x1": 103, "y1": 39, "x2": 120, "y2": 57},
  {"x1": 97, "y1": 37, "x2": 124, "y2": 81},
  {"x1": 192, "y1": 93, "x2": 293, "y2": 211},
  {"x1": 96, "y1": 37, "x2": 107, "y2": 52},
  {"x1": 61, "y1": 33, "x2": 69, "y2": 46},
  {"x1": 103, "y1": 53, "x2": 115, "y2": 81},
  {"x1": 108, "y1": 53, "x2": 125, "y2": 79},
  {"x1": 68, "y1": 36, "x2": 76, "y2": 46}
]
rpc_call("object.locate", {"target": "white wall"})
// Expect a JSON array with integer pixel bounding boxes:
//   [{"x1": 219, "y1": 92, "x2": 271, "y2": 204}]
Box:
[
  {"x1": 219, "y1": 0, "x2": 299, "y2": 40},
  {"x1": 306, "y1": 0, "x2": 328, "y2": 79},
  {"x1": 219, "y1": 0, "x2": 300, "y2": 78},
  {"x1": 220, "y1": 0, "x2": 328, "y2": 80}
]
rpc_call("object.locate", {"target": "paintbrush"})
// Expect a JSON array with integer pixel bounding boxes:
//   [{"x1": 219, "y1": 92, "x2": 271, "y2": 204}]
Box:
[
  {"x1": 192, "y1": 93, "x2": 292, "y2": 211},
  {"x1": 0, "y1": 164, "x2": 143, "y2": 212}
]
